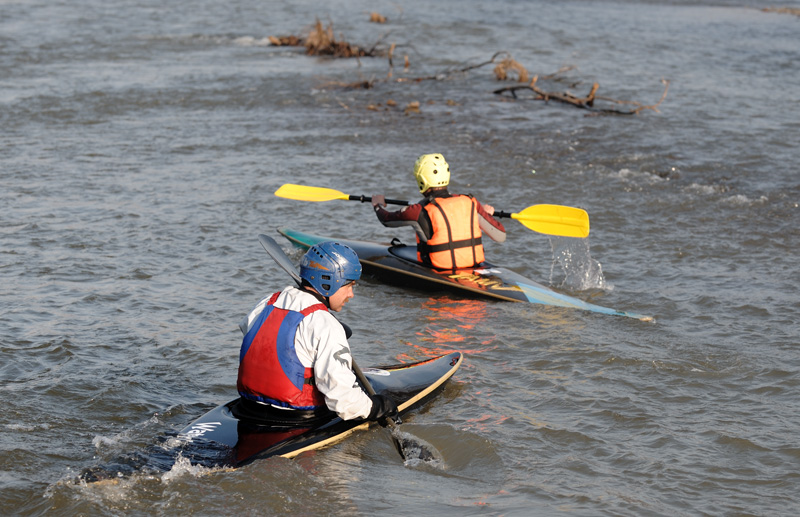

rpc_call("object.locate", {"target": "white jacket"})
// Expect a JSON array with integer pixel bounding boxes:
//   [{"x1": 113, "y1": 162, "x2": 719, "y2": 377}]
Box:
[{"x1": 239, "y1": 286, "x2": 373, "y2": 421}]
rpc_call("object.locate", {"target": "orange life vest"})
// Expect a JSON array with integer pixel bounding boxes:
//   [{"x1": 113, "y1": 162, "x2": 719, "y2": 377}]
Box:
[{"x1": 417, "y1": 195, "x2": 484, "y2": 269}]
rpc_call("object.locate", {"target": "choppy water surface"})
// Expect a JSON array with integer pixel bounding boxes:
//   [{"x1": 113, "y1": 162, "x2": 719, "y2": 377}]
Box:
[{"x1": 2, "y1": 0, "x2": 799, "y2": 514}]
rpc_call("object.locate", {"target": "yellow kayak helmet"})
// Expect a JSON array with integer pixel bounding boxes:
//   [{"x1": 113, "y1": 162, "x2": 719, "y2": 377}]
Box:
[{"x1": 413, "y1": 153, "x2": 450, "y2": 193}]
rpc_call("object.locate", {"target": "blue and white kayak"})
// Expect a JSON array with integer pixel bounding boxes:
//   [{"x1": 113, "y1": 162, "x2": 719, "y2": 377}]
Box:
[{"x1": 278, "y1": 227, "x2": 652, "y2": 321}]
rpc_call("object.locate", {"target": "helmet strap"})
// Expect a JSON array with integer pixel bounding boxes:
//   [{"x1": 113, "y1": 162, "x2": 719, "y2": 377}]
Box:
[{"x1": 301, "y1": 282, "x2": 331, "y2": 309}]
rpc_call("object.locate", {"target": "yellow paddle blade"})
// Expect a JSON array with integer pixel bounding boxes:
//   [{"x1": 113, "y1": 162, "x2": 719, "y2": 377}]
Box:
[
  {"x1": 511, "y1": 204, "x2": 590, "y2": 238},
  {"x1": 274, "y1": 184, "x2": 350, "y2": 202}
]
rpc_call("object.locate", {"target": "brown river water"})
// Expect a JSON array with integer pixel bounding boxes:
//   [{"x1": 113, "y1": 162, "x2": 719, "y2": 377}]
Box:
[{"x1": 2, "y1": 0, "x2": 799, "y2": 515}]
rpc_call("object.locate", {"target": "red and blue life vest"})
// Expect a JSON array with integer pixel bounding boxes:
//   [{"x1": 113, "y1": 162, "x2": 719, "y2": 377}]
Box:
[{"x1": 236, "y1": 292, "x2": 328, "y2": 410}]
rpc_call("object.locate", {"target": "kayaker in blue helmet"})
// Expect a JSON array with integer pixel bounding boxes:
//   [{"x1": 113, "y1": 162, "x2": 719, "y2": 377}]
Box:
[
  {"x1": 371, "y1": 153, "x2": 506, "y2": 270},
  {"x1": 235, "y1": 241, "x2": 398, "y2": 425}
]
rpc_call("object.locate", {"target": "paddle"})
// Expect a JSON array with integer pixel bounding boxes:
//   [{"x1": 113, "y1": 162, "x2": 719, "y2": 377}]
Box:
[
  {"x1": 257, "y1": 234, "x2": 436, "y2": 462},
  {"x1": 258, "y1": 233, "x2": 303, "y2": 286},
  {"x1": 275, "y1": 183, "x2": 410, "y2": 206},
  {"x1": 274, "y1": 183, "x2": 590, "y2": 238},
  {"x1": 350, "y1": 360, "x2": 408, "y2": 459},
  {"x1": 494, "y1": 205, "x2": 589, "y2": 239}
]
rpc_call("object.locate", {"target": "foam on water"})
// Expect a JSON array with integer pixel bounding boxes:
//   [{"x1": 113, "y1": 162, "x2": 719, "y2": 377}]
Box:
[{"x1": 160, "y1": 454, "x2": 218, "y2": 483}]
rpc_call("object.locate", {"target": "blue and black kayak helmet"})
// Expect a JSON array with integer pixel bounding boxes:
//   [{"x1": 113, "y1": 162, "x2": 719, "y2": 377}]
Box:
[{"x1": 300, "y1": 241, "x2": 362, "y2": 297}]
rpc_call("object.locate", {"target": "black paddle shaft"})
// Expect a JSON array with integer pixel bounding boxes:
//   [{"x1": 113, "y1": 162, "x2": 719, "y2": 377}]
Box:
[
  {"x1": 352, "y1": 193, "x2": 514, "y2": 220},
  {"x1": 348, "y1": 194, "x2": 409, "y2": 206}
]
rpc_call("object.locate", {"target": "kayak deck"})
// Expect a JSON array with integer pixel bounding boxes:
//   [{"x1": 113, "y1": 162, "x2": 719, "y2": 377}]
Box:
[
  {"x1": 79, "y1": 352, "x2": 463, "y2": 481},
  {"x1": 278, "y1": 227, "x2": 652, "y2": 321}
]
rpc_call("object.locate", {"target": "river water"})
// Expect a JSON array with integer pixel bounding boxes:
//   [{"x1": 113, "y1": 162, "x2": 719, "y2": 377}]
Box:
[{"x1": 2, "y1": 0, "x2": 799, "y2": 515}]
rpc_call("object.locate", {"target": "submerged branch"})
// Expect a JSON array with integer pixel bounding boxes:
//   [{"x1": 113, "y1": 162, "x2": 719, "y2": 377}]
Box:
[
  {"x1": 761, "y1": 7, "x2": 800, "y2": 16},
  {"x1": 395, "y1": 51, "x2": 509, "y2": 83},
  {"x1": 494, "y1": 76, "x2": 670, "y2": 115}
]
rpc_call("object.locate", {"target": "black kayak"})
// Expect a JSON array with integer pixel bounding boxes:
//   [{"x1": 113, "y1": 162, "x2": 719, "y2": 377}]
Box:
[
  {"x1": 79, "y1": 352, "x2": 462, "y2": 481},
  {"x1": 278, "y1": 227, "x2": 652, "y2": 321}
]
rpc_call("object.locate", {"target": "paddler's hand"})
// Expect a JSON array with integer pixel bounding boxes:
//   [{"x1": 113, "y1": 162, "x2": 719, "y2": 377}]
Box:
[
  {"x1": 371, "y1": 195, "x2": 386, "y2": 209},
  {"x1": 368, "y1": 394, "x2": 399, "y2": 426},
  {"x1": 483, "y1": 204, "x2": 495, "y2": 216}
]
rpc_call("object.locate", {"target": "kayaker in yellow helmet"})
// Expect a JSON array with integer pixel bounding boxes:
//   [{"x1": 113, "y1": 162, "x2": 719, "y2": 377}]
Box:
[{"x1": 371, "y1": 153, "x2": 506, "y2": 270}]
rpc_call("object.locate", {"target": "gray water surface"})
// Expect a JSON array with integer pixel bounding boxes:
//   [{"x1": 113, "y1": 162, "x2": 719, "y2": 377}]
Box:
[{"x1": 2, "y1": 0, "x2": 799, "y2": 515}]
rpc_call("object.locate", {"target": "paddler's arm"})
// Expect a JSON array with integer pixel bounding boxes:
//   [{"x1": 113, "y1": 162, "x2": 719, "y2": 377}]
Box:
[
  {"x1": 371, "y1": 195, "x2": 430, "y2": 242},
  {"x1": 476, "y1": 200, "x2": 506, "y2": 243},
  {"x1": 370, "y1": 194, "x2": 394, "y2": 221},
  {"x1": 303, "y1": 312, "x2": 373, "y2": 421}
]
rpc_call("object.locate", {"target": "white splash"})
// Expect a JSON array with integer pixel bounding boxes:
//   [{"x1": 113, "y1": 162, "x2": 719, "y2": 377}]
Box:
[
  {"x1": 232, "y1": 36, "x2": 273, "y2": 47},
  {"x1": 160, "y1": 454, "x2": 213, "y2": 483},
  {"x1": 91, "y1": 414, "x2": 162, "y2": 452},
  {"x1": 549, "y1": 237, "x2": 611, "y2": 291},
  {"x1": 7, "y1": 423, "x2": 49, "y2": 432},
  {"x1": 721, "y1": 194, "x2": 768, "y2": 206}
]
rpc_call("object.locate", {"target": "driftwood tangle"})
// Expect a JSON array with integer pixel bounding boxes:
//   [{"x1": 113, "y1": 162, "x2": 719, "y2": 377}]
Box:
[
  {"x1": 269, "y1": 19, "x2": 380, "y2": 58},
  {"x1": 269, "y1": 18, "x2": 669, "y2": 115}
]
